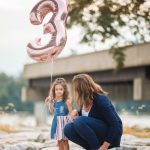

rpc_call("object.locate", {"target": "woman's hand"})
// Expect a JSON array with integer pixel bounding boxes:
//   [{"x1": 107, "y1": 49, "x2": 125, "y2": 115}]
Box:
[
  {"x1": 98, "y1": 141, "x2": 110, "y2": 150},
  {"x1": 70, "y1": 109, "x2": 78, "y2": 121},
  {"x1": 98, "y1": 145, "x2": 108, "y2": 150}
]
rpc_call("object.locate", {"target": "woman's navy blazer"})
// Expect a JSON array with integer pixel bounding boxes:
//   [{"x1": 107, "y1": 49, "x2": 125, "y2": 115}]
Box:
[{"x1": 78, "y1": 93, "x2": 123, "y2": 148}]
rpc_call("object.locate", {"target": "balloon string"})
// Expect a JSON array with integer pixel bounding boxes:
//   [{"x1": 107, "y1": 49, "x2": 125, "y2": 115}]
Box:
[
  {"x1": 45, "y1": 57, "x2": 54, "y2": 106},
  {"x1": 50, "y1": 57, "x2": 54, "y2": 88},
  {"x1": 44, "y1": 58, "x2": 54, "y2": 123}
]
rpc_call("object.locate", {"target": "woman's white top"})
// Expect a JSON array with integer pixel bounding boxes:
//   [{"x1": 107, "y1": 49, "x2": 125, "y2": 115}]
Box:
[{"x1": 82, "y1": 109, "x2": 89, "y2": 116}]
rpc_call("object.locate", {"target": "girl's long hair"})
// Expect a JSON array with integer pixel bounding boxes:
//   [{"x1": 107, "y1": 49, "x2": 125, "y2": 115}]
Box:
[
  {"x1": 73, "y1": 74, "x2": 108, "y2": 107},
  {"x1": 49, "y1": 78, "x2": 69, "y2": 102}
]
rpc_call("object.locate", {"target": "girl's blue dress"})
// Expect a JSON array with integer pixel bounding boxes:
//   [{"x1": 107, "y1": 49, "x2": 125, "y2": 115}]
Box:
[{"x1": 51, "y1": 100, "x2": 70, "y2": 140}]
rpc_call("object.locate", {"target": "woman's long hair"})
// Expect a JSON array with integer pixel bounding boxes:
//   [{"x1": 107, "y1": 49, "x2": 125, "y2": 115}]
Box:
[
  {"x1": 49, "y1": 78, "x2": 69, "y2": 102},
  {"x1": 73, "y1": 74, "x2": 108, "y2": 107}
]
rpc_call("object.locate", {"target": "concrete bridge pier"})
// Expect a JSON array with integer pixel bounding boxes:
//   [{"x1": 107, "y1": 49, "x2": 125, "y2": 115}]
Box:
[
  {"x1": 134, "y1": 78, "x2": 150, "y2": 100},
  {"x1": 22, "y1": 87, "x2": 48, "y2": 125},
  {"x1": 34, "y1": 101, "x2": 47, "y2": 126},
  {"x1": 22, "y1": 42, "x2": 150, "y2": 121}
]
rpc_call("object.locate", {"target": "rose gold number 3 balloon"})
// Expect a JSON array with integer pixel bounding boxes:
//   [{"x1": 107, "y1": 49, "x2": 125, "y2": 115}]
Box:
[{"x1": 27, "y1": 0, "x2": 68, "y2": 62}]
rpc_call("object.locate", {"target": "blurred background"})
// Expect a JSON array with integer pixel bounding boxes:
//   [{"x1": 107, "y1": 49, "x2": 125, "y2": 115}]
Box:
[{"x1": 0, "y1": 0, "x2": 150, "y2": 149}]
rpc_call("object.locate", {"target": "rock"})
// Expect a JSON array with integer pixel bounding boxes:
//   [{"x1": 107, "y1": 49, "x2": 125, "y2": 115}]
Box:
[
  {"x1": 0, "y1": 145, "x2": 5, "y2": 150},
  {"x1": 34, "y1": 134, "x2": 46, "y2": 143},
  {"x1": 0, "y1": 126, "x2": 149, "y2": 150},
  {"x1": 0, "y1": 143, "x2": 40, "y2": 150}
]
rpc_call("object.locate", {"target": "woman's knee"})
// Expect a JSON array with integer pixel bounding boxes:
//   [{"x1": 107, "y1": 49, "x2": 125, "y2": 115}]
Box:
[
  {"x1": 74, "y1": 116, "x2": 87, "y2": 128},
  {"x1": 64, "y1": 123, "x2": 73, "y2": 137}
]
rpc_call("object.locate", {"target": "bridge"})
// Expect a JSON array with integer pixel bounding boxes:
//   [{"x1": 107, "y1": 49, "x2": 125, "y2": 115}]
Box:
[
  {"x1": 22, "y1": 42, "x2": 150, "y2": 102},
  {"x1": 22, "y1": 42, "x2": 150, "y2": 124}
]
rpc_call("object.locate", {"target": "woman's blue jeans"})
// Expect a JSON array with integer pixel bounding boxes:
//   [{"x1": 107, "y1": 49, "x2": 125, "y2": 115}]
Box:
[{"x1": 64, "y1": 116, "x2": 108, "y2": 149}]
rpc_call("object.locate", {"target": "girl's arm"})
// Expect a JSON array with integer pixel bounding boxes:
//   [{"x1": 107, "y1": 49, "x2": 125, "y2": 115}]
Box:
[
  {"x1": 45, "y1": 96, "x2": 54, "y2": 114},
  {"x1": 66, "y1": 99, "x2": 72, "y2": 114},
  {"x1": 49, "y1": 102, "x2": 54, "y2": 114},
  {"x1": 66, "y1": 99, "x2": 79, "y2": 120}
]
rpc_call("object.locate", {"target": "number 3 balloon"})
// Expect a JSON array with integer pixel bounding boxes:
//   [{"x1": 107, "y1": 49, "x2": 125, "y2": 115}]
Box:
[{"x1": 27, "y1": 0, "x2": 68, "y2": 62}]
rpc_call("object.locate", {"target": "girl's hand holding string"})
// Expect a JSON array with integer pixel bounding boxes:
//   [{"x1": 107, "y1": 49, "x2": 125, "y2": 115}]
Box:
[
  {"x1": 45, "y1": 96, "x2": 53, "y2": 106},
  {"x1": 45, "y1": 89, "x2": 53, "y2": 106},
  {"x1": 45, "y1": 96, "x2": 54, "y2": 113},
  {"x1": 45, "y1": 96, "x2": 51, "y2": 106}
]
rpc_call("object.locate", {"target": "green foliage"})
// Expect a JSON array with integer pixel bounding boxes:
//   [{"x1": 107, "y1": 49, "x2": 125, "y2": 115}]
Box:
[
  {"x1": 0, "y1": 73, "x2": 33, "y2": 113},
  {"x1": 68, "y1": 0, "x2": 150, "y2": 70},
  {"x1": 110, "y1": 46, "x2": 126, "y2": 72}
]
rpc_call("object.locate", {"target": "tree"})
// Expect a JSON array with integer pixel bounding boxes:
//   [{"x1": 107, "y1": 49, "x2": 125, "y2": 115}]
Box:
[
  {"x1": 67, "y1": 0, "x2": 150, "y2": 70},
  {"x1": 0, "y1": 73, "x2": 33, "y2": 112}
]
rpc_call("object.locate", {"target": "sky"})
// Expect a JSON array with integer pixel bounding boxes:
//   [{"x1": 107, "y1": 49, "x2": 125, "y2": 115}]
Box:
[
  {"x1": 0, "y1": 0, "x2": 94, "y2": 76},
  {"x1": 1, "y1": 0, "x2": 145, "y2": 76}
]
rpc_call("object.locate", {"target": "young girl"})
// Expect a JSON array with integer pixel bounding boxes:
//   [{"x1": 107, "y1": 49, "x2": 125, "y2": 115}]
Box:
[{"x1": 45, "y1": 78, "x2": 72, "y2": 150}]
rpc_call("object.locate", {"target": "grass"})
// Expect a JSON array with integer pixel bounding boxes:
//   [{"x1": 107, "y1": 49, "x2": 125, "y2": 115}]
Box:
[
  {"x1": 0, "y1": 123, "x2": 150, "y2": 138},
  {"x1": 123, "y1": 126, "x2": 150, "y2": 138},
  {"x1": 0, "y1": 124, "x2": 19, "y2": 133}
]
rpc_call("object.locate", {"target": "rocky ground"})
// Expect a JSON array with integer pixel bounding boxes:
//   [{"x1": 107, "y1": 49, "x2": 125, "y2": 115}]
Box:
[
  {"x1": 0, "y1": 125, "x2": 149, "y2": 150},
  {"x1": 0, "y1": 113, "x2": 149, "y2": 150}
]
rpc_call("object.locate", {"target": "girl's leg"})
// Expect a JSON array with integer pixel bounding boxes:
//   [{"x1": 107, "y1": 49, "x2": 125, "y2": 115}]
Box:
[
  {"x1": 64, "y1": 123, "x2": 91, "y2": 149},
  {"x1": 62, "y1": 140, "x2": 69, "y2": 150},
  {"x1": 73, "y1": 116, "x2": 108, "y2": 149},
  {"x1": 58, "y1": 140, "x2": 64, "y2": 150}
]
